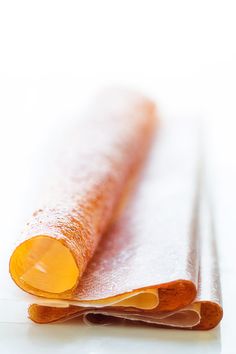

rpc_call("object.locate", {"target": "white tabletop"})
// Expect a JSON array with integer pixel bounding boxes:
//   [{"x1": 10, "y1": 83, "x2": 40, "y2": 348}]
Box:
[{"x1": 0, "y1": 322, "x2": 222, "y2": 354}]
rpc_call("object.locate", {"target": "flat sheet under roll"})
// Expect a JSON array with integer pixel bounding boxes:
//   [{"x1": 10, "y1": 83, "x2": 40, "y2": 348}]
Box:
[{"x1": 9, "y1": 89, "x2": 223, "y2": 330}]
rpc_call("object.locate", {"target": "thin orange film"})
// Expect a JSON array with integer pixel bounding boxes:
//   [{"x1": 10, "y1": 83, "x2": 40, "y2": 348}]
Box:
[{"x1": 10, "y1": 236, "x2": 79, "y2": 294}]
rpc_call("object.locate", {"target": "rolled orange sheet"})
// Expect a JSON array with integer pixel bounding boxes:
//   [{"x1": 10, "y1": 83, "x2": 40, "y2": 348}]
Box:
[
  {"x1": 9, "y1": 88, "x2": 157, "y2": 298},
  {"x1": 27, "y1": 118, "x2": 221, "y2": 328}
]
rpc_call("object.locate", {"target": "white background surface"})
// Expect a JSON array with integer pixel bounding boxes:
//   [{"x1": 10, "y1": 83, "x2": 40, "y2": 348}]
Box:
[{"x1": 0, "y1": 1, "x2": 236, "y2": 353}]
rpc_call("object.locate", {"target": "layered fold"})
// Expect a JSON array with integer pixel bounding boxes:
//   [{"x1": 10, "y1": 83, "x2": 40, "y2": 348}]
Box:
[{"x1": 193, "y1": 197, "x2": 223, "y2": 329}]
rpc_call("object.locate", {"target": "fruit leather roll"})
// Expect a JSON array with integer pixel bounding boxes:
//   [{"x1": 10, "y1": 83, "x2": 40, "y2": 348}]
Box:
[
  {"x1": 28, "y1": 118, "x2": 208, "y2": 326},
  {"x1": 9, "y1": 88, "x2": 157, "y2": 299}
]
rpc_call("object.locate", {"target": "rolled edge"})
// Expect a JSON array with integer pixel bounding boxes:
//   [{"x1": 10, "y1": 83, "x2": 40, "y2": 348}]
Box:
[
  {"x1": 157, "y1": 280, "x2": 197, "y2": 312},
  {"x1": 9, "y1": 235, "x2": 80, "y2": 297},
  {"x1": 193, "y1": 301, "x2": 223, "y2": 330}
]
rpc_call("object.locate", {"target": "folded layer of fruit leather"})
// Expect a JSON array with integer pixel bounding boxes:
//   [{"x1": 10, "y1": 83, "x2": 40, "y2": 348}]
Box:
[
  {"x1": 9, "y1": 88, "x2": 157, "y2": 298},
  {"x1": 193, "y1": 198, "x2": 223, "y2": 330},
  {"x1": 28, "y1": 118, "x2": 211, "y2": 327}
]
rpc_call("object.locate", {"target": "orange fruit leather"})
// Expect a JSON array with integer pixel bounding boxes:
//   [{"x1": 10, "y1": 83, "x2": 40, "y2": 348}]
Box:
[
  {"x1": 9, "y1": 88, "x2": 157, "y2": 299},
  {"x1": 26, "y1": 119, "x2": 222, "y2": 330},
  {"x1": 9, "y1": 96, "x2": 222, "y2": 330}
]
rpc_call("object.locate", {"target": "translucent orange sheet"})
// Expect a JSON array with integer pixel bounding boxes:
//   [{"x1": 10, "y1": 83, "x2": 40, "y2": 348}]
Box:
[{"x1": 9, "y1": 93, "x2": 223, "y2": 330}]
